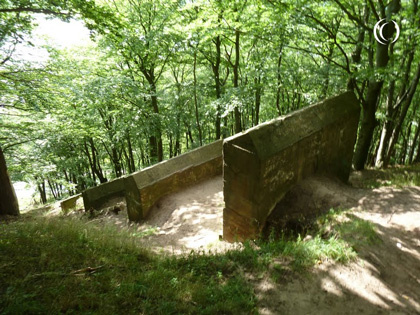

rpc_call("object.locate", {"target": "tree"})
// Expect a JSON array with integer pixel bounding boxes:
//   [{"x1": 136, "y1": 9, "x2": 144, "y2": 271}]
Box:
[
  {"x1": 0, "y1": 0, "x2": 116, "y2": 209},
  {"x1": 0, "y1": 146, "x2": 19, "y2": 215}
]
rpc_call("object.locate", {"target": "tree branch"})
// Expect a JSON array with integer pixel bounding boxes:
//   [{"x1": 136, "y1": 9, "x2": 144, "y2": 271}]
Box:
[
  {"x1": 0, "y1": 7, "x2": 69, "y2": 16},
  {"x1": 332, "y1": 0, "x2": 372, "y2": 31}
]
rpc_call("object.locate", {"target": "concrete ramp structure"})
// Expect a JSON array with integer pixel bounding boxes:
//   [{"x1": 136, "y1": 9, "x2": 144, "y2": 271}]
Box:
[
  {"x1": 124, "y1": 140, "x2": 222, "y2": 221},
  {"x1": 222, "y1": 91, "x2": 360, "y2": 241},
  {"x1": 82, "y1": 140, "x2": 223, "y2": 221},
  {"x1": 82, "y1": 91, "x2": 360, "y2": 243}
]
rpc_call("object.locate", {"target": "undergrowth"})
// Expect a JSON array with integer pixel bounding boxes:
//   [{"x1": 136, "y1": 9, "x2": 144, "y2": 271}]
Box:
[
  {"x1": 354, "y1": 163, "x2": 420, "y2": 188},
  {"x1": 0, "y1": 206, "x2": 379, "y2": 314}
]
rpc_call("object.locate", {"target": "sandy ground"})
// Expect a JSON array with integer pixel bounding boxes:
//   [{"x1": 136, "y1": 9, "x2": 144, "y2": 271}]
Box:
[
  {"x1": 68, "y1": 173, "x2": 420, "y2": 314},
  {"x1": 135, "y1": 176, "x2": 242, "y2": 254},
  {"x1": 255, "y1": 178, "x2": 420, "y2": 314},
  {"x1": 86, "y1": 176, "x2": 242, "y2": 254}
]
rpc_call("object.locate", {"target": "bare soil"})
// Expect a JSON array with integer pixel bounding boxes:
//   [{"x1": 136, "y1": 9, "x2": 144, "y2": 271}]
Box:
[
  {"x1": 255, "y1": 177, "x2": 420, "y2": 314},
  {"x1": 80, "y1": 173, "x2": 420, "y2": 314}
]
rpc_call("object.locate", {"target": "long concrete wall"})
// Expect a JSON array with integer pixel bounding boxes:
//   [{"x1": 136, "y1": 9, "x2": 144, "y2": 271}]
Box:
[
  {"x1": 124, "y1": 140, "x2": 222, "y2": 221},
  {"x1": 222, "y1": 91, "x2": 360, "y2": 242},
  {"x1": 82, "y1": 140, "x2": 223, "y2": 221}
]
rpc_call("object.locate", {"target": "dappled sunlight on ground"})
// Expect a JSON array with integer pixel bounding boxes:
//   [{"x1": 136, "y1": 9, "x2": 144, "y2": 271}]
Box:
[
  {"x1": 254, "y1": 178, "x2": 420, "y2": 314},
  {"x1": 79, "y1": 176, "x2": 241, "y2": 254},
  {"x1": 25, "y1": 170, "x2": 419, "y2": 313},
  {"x1": 135, "y1": 176, "x2": 242, "y2": 254}
]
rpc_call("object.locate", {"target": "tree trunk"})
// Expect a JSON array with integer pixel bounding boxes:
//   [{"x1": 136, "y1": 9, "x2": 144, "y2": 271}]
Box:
[
  {"x1": 254, "y1": 76, "x2": 261, "y2": 126},
  {"x1": 413, "y1": 132, "x2": 420, "y2": 163},
  {"x1": 193, "y1": 50, "x2": 203, "y2": 146},
  {"x1": 84, "y1": 139, "x2": 97, "y2": 184},
  {"x1": 353, "y1": 5, "x2": 398, "y2": 170},
  {"x1": 112, "y1": 147, "x2": 122, "y2": 177},
  {"x1": 375, "y1": 78, "x2": 396, "y2": 167},
  {"x1": 275, "y1": 44, "x2": 283, "y2": 116},
  {"x1": 214, "y1": 33, "x2": 222, "y2": 139},
  {"x1": 233, "y1": 28, "x2": 242, "y2": 133},
  {"x1": 408, "y1": 121, "x2": 420, "y2": 164},
  {"x1": 126, "y1": 131, "x2": 135, "y2": 172},
  {"x1": 150, "y1": 81, "x2": 163, "y2": 162},
  {"x1": 384, "y1": 62, "x2": 420, "y2": 166},
  {"x1": 37, "y1": 179, "x2": 47, "y2": 204},
  {"x1": 353, "y1": 37, "x2": 391, "y2": 170},
  {"x1": 353, "y1": 80, "x2": 383, "y2": 170},
  {"x1": 320, "y1": 43, "x2": 334, "y2": 100},
  {"x1": 0, "y1": 146, "x2": 19, "y2": 216},
  {"x1": 400, "y1": 122, "x2": 411, "y2": 164},
  {"x1": 47, "y1": 179, "x2": 57, "y2": 200}
]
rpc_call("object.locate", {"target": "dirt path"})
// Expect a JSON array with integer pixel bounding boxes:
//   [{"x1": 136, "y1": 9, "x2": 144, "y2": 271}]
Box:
[
  {"x1": 91, "y1": 176, "x2": 241, "y2": 254},
  {"x1": 136, "y1": 176, "x2": 241, "y2": 253},
  {"x1": 256, "y1": 182, "x2": 420, "y2": 314}
]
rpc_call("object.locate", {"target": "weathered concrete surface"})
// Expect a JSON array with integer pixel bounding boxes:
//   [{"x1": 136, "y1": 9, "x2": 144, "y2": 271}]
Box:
[
  {"x1": 223, "y1": 91, "x2": 360, "y2": 242},
  {"x1": 60, "y1": 193, "x2": 81, "y2": 212},
  {"x1": 82, "y1": 178, "x2": 125, "y2": 212},
  {"x1": 125, "y1": 140, "x2": 223, "y2": 221},
  {"x1": 82, "y1": 140, "x2": 223, "y2": 222}
]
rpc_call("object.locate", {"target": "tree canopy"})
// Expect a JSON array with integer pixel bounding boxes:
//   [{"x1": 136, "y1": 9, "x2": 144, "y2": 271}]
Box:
[{"x1": 1, "y1": 0, "x2": 420, "y2": 210}]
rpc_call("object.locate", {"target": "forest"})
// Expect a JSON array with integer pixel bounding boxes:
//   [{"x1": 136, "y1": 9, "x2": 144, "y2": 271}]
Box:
[
  {"x1": 1, "y1": 0, "x2": 420, "y2": 212},
  {"x1": 2, "y1": 1, "x2": 420, "y2": 314}
]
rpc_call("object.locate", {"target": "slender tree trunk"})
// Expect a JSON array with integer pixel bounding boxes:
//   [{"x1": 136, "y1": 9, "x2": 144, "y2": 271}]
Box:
[
  {"x1": 126, "y1": 131, "x2": 135, "y2": 172},
  {"x1": 400, "y1": 122, "x2": 411, "y2": 164},
  {"x1": 233, "y1": 28, "x2": 242, "y2": 133},
  {"x1": 37, "y1": 179, "x2": 47, "y2": 204},
  {"x1": 122, "y1": 147, "x2": 131, "y2": 174},
  {"x1": 353, "y1": 5, "x2": 398, "y2": 170},
  {"x1": 385, "y1": 62, "x2": 420, "y2": 166},
  {"x1": 320, "y1": 44, "x2": 334, "y2": 100},
  {"x1": 169, "y1": 134, "x2": 173, "y2": 158},
  {"x1": 0, "y1": 146, "x2": 19, "y2": 216},
  {"x1": 47, "y1": 179, "x2": 57, "y2": 200},
  {"x1": 149, "y1": 135, "x2": 158, "y2": 164},
  {"x1": 139, "y1": 140, "x2": 146, "y2": 167},
  {"x1": 93, "y1": 144, "x2": 107, "y2": 183},
  {"x1": 214, "y1": 33, "x2": 222, "y2": 139},
  {"x1": 353, "y1": 81, "x2": 382, "y2": 170},
  {"x1": 84, "y1": 140, "x2": 97, "y2": 184},
  {"x1": 112, "y1": 147, "x2": 122, "y2": 177},
  {"x1": 193, "y1": 50, "x2": 203, "y2": 146},
  {"x1": 408, "y1": 121, "x2": 420, "y2": 164},
  {"x1": 187, "y1": 127, "x2": 194, "y2": 146},
  {"x1": 275, "y1": 44, "x2": 283, "y2": 116},
  {"x1": 254, "y1": 76, "x2": 261, "y2": 126},
  {"x1": 414, "y1": 133, "x2": 420, "y2": 163},
  {"x1": 375, "y1": 77, "x2": 396, "y2": 167},
  {"x1": 353, "y1": 41, "x2": 390, "y2": 170},
  {"x1": 149, "y1": 81, "x2": 163, "y2": 162},
  {"x1": 375, "y1": 47, "x2": 415, "y2": 167}
]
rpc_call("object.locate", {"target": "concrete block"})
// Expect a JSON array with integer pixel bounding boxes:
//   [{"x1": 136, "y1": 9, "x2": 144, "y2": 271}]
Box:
[{"x1": 223, "y1": 91, "x2": 360, "y2": 242}]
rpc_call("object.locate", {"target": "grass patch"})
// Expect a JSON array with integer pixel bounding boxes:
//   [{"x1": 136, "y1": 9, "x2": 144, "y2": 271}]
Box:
[
  {"x1": 0, "y1": 215, "x2": 258, "y2": 314},
  {"x1": 314, "y1": 209, "x2": 382, "y2": 251},
  {"x1": 0, "y1": 206, "x2": 378, "y2": 313},
  {"x1": 351, "y1": 163, "x2": 420, "y2": 188}
]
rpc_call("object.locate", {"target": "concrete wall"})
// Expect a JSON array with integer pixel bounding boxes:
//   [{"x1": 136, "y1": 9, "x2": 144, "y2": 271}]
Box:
[
  {"x1": 82, "y1": 178, "x2": 125, "y2": 212},
  {"x1": 223, "y1": 91, "x2": 360, "y2": 242},
  {"x1": 60, "y1": 193, "x2": 82, "y2": 212},
  {"x1": 82, "y1": 140, "x2": 223, "y2": 221}
]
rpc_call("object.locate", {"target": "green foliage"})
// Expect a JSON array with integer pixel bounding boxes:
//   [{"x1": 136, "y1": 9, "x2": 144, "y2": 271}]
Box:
[
  {"x1": 2, "y1": 0, "x2": 420, "y2": 201},
  {"x1": 313, "y1": 209, "x2": 382, "y2": 252}
]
